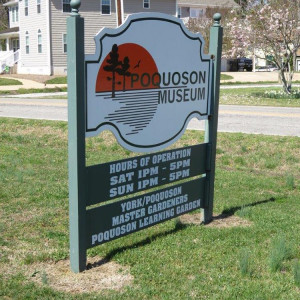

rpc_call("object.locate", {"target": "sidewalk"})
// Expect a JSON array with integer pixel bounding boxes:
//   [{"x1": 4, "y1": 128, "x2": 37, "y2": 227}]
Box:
[
  {"x1": 221, "y1": 71, "x2": 300, "y2": 83},
  {"x1": 6, "y1": 92, "x2": 67, "y2": 98},
  {"x1": 0, "y1": 75, "x2": 67, "y2": 91}
]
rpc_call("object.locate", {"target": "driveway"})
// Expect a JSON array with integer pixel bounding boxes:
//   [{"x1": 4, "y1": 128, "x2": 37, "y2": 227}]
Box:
[
  {"x1": 188, "y1": 105, "x2": 300, "y2": 137},
  {"x1": 1, "y1": 98, "x2": 299, "y2": 137},
  {"x1": 222, "y1": 71, "x2": 300, "y2": 83}
]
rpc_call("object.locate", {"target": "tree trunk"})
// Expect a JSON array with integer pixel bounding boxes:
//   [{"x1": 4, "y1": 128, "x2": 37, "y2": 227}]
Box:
[
  {"x1": 112, "y1": 71, "x2": 115, "y2": 98},
  {"x1": 279, "y1": 69, "x2": 291, "y2": 94}
]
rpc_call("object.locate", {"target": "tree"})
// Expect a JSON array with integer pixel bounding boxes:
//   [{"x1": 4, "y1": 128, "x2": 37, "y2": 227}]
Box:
[
  {"x1": 186, "y1": 6, "x2": 235, "y2": 55},
  {"x1": 104, "y1": 44, "x2": 122, "y2": 97},
  {"x1": 186, "y1": 17, "x2": 212, "y2": 54},
  {"x1": 0, "y1": 0, "x2": 9, "y2": 32},
  {"x1": 234, "y1": 0, "x2": 248, "y2": 11},
  {"x1": 116, "y1": 56, "x2": 131, "y2": 92},
  {"x1": 227, "y1": 0, "x2": 300, "y2": 93}
]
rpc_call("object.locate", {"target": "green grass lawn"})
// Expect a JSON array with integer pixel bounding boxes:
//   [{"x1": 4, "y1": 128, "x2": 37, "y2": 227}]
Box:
[
  {"x1": 0, "y1": 77, "x2": 22, "y2": 86},
  {"x1": 220, "y1": 74, "x2": 234, "y2": 81},
  {"x1": 0, "y1": 86, "x2": 67, "y2": 95},
  {"x1": 220, "y1": 87, "x2": 300, "y2": 107},
  {"x1": 45, "y1": 76, "x2": 67, "y2": 84},
  {"x1": 0, "y1": 118, "x2": 299, "y2": 299}
]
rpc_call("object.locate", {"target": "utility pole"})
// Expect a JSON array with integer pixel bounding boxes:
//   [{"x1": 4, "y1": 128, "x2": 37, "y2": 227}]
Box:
[{"x1": 116, "y1": 0, "x2": 122, "y2": 26}]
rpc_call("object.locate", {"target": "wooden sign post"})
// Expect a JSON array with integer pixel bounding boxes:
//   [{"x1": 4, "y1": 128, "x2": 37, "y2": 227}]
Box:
[
  {"x1": 67, "y1": 0, "x2": 222, "y2": 273},
  {"x1": 67, "y1": 0, "x2": 86, "y2": 273},
  {"x1": 203, "y1": 13, "x2": 223, "y2": 223}
]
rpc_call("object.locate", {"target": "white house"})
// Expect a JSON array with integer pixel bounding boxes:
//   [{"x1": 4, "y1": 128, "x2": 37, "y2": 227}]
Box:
[
  {"x1": 177, "y1": 0, "x2": 238, "y2": 19},
  {"x1": 0, "y1": 0, "x2": 177, "y2": 75}
]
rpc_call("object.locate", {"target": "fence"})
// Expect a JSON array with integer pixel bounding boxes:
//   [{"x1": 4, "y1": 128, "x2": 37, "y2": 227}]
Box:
[{"x1": 0, "y1": 49, "x2": 20, "y2": 73}]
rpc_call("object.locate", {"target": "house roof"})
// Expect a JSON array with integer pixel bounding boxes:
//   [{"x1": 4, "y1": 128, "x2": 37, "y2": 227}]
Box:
[
  {"x1": 0, "y1": 27, "x2": 19, "y2": 38},
  {"x1": 3, "y1": 0, "x2": 18, "y2": 7},
  {"x1": 0, "y1": 27, "x2": 19, "y2": 35},
  {"x1": 177, "y1": 0, "x2": 239, "y2": 7}
]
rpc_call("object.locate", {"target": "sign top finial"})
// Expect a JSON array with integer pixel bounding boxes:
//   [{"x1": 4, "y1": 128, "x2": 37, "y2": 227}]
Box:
[
  {"x1": 70, "y1": 0, "x2": 81, "y2": 15},
  {"x1": 213, "y1": 13, "x2": 221, "y2": 26}
]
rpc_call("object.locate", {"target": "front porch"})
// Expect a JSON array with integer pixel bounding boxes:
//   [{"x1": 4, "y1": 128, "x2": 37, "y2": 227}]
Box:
[{"x1": 0, "y1": 27, "x2": 20, "y2": 73}]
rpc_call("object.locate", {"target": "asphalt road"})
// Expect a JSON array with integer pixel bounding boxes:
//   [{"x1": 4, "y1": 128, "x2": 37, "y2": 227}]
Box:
[
  {"x1": 0, "y1": 98, "x2": 300, "y2": 137},
  {"x1": 0, "y1": 98, "x2": 67, "y2": 121}
]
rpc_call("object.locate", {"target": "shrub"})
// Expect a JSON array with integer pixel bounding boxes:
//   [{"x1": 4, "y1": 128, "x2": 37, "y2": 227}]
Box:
[
  {"x1": 269, "y1": 236, "x2": 292, "y2": 272},
  {"x1": 286, "y1": 173, "x2": 296, "y2": 190},
  {"x1": 293, "y1": 260, "x2": 300, "y2": 287},
  {"x1": 239, "y1": 248, "x2": 251, "y2": 276},
  {"x1": 261, "y1": 89, "x2": 300, "y2": 99}
]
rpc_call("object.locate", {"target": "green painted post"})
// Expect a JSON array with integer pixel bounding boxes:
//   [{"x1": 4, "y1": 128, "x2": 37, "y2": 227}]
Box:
[
  {"x1": 202, "y1": 13, "x2": 223, "y2": 224},
  {"x1": 67, "y1": 0, "x2": 86, "y2": 273}
]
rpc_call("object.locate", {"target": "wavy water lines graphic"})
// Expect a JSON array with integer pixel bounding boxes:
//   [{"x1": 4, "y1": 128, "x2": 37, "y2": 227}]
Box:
[{"x1": 101, "y1": 90, "x2": 160, "y2": 135}]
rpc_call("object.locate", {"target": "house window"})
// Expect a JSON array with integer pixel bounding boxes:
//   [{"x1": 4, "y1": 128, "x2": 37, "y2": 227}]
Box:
[
  {"x1": 143, "y1": 0, "x2": 150, "y2": 9},
  {"x1": 11, "y1": 6, "x2": 19, "y2": 22},
  {"x1": 101, "y1": 0, "x2": 111, "y2": 15},
  {"x1": 63, "y1": 34, "x2": 67, "y2": 53},
  {"x1": 25, "y1": 0, "x2": 28, "y2": 16},
  {"x1": 11, "y1": 7, "x2": 15, "y2": 22},
  {"x1": 12, "y1": 39, "x2": 19, "y2": 52},
  {"x1": 37, "y1": 0, "x2": 41, "y2": 13},
  {"x1": 177, "y1": 6, "x2": 181, "y2": 18},
  {"x1": 25, "y1": 32, "x2": 29, "y2": 54},
  {"x1": 190, "y1": 8, "x2": 204, "y2": 18},
  {"x1": 63, "y1": 0, "x2": 71, "y2": 13},
  {"x1": 38, "y1": 30, "x2": 42, "y2": 53}
]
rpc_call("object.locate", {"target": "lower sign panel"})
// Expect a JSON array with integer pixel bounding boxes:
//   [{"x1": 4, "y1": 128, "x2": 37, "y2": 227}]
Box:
[{"x1": 86, "y1": 178, "x2": 205, "y2": 248}]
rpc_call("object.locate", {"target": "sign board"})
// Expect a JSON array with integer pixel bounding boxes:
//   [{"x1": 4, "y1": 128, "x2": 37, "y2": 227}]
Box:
[
  {"x1": 86, "y1": 144, "x2": 208, "y2": 205},
  {"x1": 85, "y1": 13, "x2": 212, "y2": 152},
  {"x1": 67, "y1": 8, "x2": 223, "y2": 272},
  {"x1": 87, "y1": 178, "x2": 205, "y2": 247}
]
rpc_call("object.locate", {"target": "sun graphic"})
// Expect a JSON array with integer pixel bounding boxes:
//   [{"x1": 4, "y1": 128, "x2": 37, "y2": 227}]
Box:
[{"x1": 95, "y1": 43, "x2": 159, "y2": 94}]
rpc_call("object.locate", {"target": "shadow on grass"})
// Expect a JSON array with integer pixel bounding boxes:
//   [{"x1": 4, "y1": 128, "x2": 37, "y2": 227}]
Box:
[
  {"x1": 87, "y1": 222, "x2": 187, "y2": 269},
  {"x1": 221, "y1": 197, "x2": 276, "y2": 218},
  {"x1": 87, "y1": 198, "x2": 276, "y2": 269}
]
